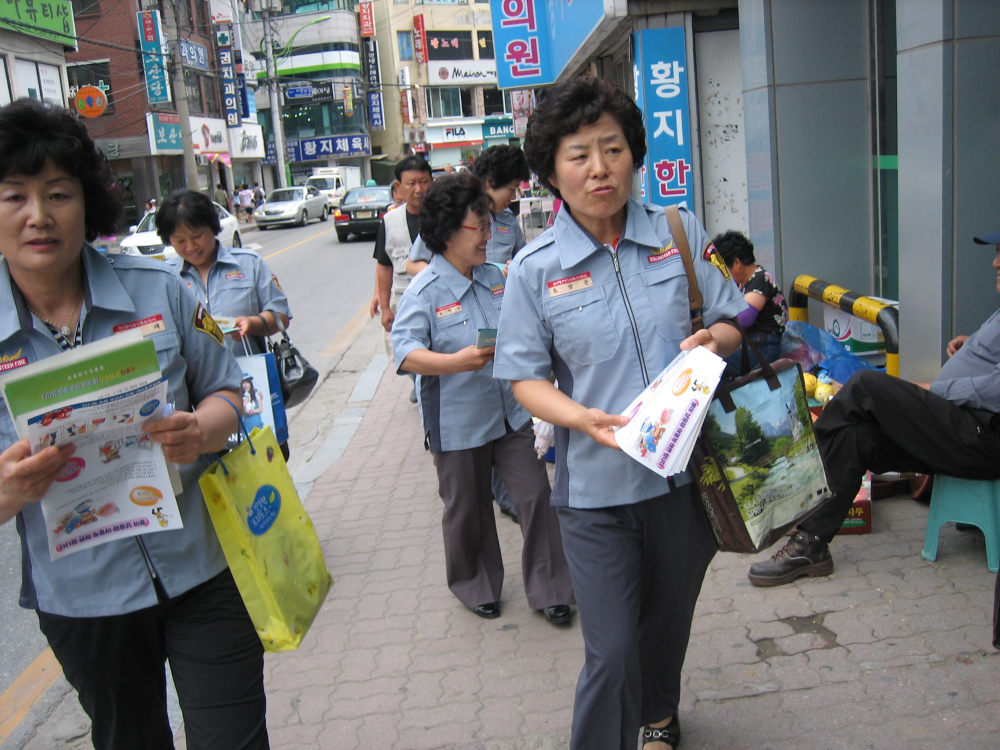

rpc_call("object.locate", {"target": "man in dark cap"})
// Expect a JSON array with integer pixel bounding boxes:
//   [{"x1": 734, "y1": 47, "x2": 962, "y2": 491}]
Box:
[{"x1": 749, "y1": 230, "x2": 1000, "y2": 586}]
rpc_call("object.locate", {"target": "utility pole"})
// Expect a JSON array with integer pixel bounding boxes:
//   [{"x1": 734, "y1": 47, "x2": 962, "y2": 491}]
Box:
[
  {"x1": 262, "y1": 7, "x2": 288, "y2": 188},
  {"x1": 162, "y1": 0, "x2": 201, "y2": 190}
]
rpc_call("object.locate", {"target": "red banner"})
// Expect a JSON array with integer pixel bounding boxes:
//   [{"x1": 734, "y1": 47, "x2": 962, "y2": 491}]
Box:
[
  {"x1": 413, "y1": 14, "x2": 428, "y2": 65},
  {"x1": 400, "y1": 90, "x2": 411, "y2": 124},
  {"x1": 359, "y1": 0, "x2": 375, "y2": 37}
]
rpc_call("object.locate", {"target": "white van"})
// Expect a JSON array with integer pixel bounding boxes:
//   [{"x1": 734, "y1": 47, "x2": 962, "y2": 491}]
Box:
[{"x1": 305, "y1": 166, "x2": 362, "y2": 209}]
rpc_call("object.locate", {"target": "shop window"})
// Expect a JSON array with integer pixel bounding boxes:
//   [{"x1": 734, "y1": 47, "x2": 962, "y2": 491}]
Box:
[
  {"x1": 278, "y1": 0, "x2": 353, "y2": 15},
  {"x1": 185, "y1": 70, "x2": 205, "y2": 114},
  {"x1": 194, "y1": 0, "x2": 209, "y2": 30},
  {"x1": 482, "y1": 87, "x2": 511, "y2": 117},
  {"x1": 200, "y1": 73, "x2": 221, "y2": 117},
  {"x1": 281, "y1": 99, "x2": 369, "y2": 139},
  {"x1": 425, "y1": 86, "x2": 474, "y2": 119},
  {"x1": 477, "y1": 30, "x2": 494, "y2": 59},
  {"x1": 397, "y1": 31, "x2": 414, "y2": 61},
  {"x1": 426, "y1": 30, "x2": 474, "y2": 61},
  {"x1": 67, "y1": 61, "x2": 115, "y2": 114}
]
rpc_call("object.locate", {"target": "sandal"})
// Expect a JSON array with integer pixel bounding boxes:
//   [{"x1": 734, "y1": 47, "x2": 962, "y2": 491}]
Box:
[{"x1": 642, "y1": 714, "x2": 680, "y2": 749}]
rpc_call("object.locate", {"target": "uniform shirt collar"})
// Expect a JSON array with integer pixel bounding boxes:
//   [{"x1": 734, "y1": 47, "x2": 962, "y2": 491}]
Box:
[
  {"x1": 429, "y1": 252, "x2": 493, "y2": 299},
  {"x1": 0, "y1": 245, "x2": 134, "y2": 341},
  {"x1": 553, "y1": 197, "x2": 663, "y2": 269}
]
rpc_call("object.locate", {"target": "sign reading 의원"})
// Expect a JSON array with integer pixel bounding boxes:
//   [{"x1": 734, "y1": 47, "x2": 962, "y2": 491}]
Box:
[{"x1": 633, "y1": 27, "x2": 693, "y2": 209}]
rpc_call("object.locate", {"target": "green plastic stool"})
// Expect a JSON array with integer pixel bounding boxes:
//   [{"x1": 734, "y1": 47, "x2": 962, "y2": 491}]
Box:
[{"x1": 921, "y1": 475, "x2": 1000, "y2": 572}]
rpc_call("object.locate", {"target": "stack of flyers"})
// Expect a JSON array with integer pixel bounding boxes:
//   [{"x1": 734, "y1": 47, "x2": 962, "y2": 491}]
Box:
[{"x1": 614, "y1": 346, "x2": 726, "y2": 478}]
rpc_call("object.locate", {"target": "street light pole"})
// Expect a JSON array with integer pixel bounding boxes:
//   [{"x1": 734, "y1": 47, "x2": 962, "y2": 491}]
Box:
[
  {"x1": 163, "y1": 0, "x2": 201, "y2": 190},
  {"x1": 262, "y1": 7, "x2": 288, "y2": 188}
]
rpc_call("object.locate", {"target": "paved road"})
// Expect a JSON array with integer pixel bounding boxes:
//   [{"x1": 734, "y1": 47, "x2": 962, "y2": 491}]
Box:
[{"x1": 0, "y1": 219, "x2": 377, "y2": 697}]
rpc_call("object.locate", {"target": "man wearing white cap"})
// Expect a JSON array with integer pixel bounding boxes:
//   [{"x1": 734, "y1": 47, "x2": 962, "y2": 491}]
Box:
[{"x1": 749, "y1": 229, "x2": 1000, "y2": 586}]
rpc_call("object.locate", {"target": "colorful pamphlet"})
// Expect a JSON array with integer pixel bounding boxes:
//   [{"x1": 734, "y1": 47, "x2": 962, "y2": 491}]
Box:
[
  {"x1": 0, "y1": 332, "x2": 183, "y2": 560},
  {"x1": 476, "y1": 328, "x2": 498, "y2": 348},
  {"x1": 614, "y1": 346, "x2": 726, "y2": 478}
]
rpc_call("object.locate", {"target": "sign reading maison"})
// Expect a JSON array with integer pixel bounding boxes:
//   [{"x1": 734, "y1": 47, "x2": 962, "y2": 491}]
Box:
[{"x1": 428, "y1": 60, "x2": 498, "y2": 86}]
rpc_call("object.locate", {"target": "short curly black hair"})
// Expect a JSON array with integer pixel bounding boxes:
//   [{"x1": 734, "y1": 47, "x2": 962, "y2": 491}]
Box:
[
  {"x1": 419, "y1": 173, "x2": 491, "y2": 254},
  {"x1": 471, "y1": 145, "x2": 530, "y2": 190},
  {"x1": 524, "y1": 77, "x2": 646, "y2": 200},
  {"x1": 395, "y1": 155, "x2": 432, "y2": 181},
  {"x1": 0, "y1": 98, "x2": 122, "y2": 241},
  {"x1": 713, "y1": 230, "x2": 756, "y2": 267},
  {"x1": 155, "y1": 190, "x2": 222, "y2": 243}
]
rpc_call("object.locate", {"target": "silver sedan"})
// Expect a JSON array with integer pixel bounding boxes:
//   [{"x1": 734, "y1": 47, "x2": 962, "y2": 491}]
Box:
[{"x1": 254, "y1": 186, "x2": 329, "y2": 228}]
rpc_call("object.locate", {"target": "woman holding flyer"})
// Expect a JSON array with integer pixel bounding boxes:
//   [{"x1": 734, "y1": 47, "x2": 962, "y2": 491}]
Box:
[
  {"x1": 493, "y1": 77, "x2": 746, "y2": 750},
  {"x1": 157, "y1": 189, "x2": 292, "y2": 359},
  {"x1": 391, "y1": 172, "x2": 574, "y2": 625},
  {"x1": 0, "y1": 99, "x2": 268, "y2": 750}
]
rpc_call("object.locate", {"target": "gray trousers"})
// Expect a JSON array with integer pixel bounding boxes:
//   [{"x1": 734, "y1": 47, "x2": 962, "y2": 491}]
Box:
[
  {"x1": 432, "y1": 422, "x2": 574, "y2": 610},
  {"x1": 556, "y1": 485, "x2": 716, "y2": 750}
]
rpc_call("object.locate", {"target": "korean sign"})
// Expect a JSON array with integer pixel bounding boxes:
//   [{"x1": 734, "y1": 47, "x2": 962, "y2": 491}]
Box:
[
  {"x1": 179, "y1": 40, "x2": 209, "y2": 71},
  {"x1": 137, "y1": 11, "x2": 170, "y2": 104},
  {"x1": 364, "y1": 38, "x2": 381, "y2": 90},
  {"x1": 359, "y1": 0, "x2": 374, "y2": 37},
  {"x1": 0, "y1": 0, "x2": 75, "y2": 47},
  {"x1": 265, "y1": 134, "x2": 372, "y2": 164},
  {"x1": 146, "y1": 113, "x2": 183, "y2": 155},
  {"x1": 368, "y1": 92, "x2": 385, "y2": 131},
  {"x1": 413, "y1": 15, "x2": 428, "y2": 65},
  {"x1": 217, "y1": 38, "x2": 242, "y2": 128},
  {"x1": 633, "y1": 27, "x2": 693, "y2": 209}
]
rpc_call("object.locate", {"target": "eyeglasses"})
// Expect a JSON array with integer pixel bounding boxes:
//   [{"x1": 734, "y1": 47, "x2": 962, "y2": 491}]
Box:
[{"x1": 460, "y1": 219, "x2": 493, "y2": 235}]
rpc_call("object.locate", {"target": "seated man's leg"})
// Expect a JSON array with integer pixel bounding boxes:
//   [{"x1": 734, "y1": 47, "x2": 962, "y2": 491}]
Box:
[{"x1": 750, "y1": 370, "x2": 1000, "y2": 586}]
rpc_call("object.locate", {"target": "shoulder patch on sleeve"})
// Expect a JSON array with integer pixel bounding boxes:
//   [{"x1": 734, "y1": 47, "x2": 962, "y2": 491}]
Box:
[
  {"x1": 270, "y1": 273, "x2": 283, "y2": 292},
  {"x1": 193, "y1": 302, "x2": 225, "y2": 345},
  {"x1": 702, "y1": 242, "x2": 732, "y2": 281}
]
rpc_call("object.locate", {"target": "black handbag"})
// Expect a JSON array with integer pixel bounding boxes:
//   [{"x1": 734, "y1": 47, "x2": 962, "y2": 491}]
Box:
[{"x1": 267, "y1": 316, "x2": 319, "y2": 408}]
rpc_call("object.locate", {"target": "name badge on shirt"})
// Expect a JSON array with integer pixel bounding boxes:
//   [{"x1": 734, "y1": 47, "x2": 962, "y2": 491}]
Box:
[
  {"x1": 436, "y1": 302, "x2": 463, "y2": 318},
  {"x1": 225, "y1": 271, "x2": 245, "y2": 280},
  {"x1": 494, "y1": 225, "x2": 511, "y2": 234},
  {"x1": 491, "y1": 284, "x2": 504, "y2": 297},
  {"x1": 113, "y1": 314, "x2": 166, "y2": 338},
  {"x1": 648, "y1": 246, "x2": 680, "y2": 264},
  {"x1": 547, "y1": 272, "x2": 593, "y2": 297}
]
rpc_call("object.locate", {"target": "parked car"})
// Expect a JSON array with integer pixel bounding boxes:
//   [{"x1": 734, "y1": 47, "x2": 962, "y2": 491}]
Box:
[
  {"x1": 254, "y1": 186, "x2": 329, "y2": 229},
  {"x1": 334, "y1": 186, "x2": 394, "y2": 242},
  {"x1": 117, "y1": 202, "x2": 241, "y2": 260}
]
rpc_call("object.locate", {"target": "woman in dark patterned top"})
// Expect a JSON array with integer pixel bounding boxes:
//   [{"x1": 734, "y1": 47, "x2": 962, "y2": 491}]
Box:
[{"x1": 714, "y1": 230, "x2": 788, "y2": 379}]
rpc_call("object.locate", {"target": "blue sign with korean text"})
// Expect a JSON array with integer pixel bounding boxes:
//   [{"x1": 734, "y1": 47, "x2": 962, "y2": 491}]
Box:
[
  {"x1": 137, "y1": 11, "x2": 170, "y2": 104},
  {"x1": 285, "y1": 86, "x2": 314, "y2": 100},
  {"x1": 264, "y1": 134, "x2": 372, "y2": 164},
  {"x1": 217, "y1": 45, "x2": 241, "y2": 128},
  {"x1": 179, "y1": 39, "x2": 209, "y2": 71},
  {"x1": 368, "y1": 92, "x2": 385, "y2": 131},
  {"x1": 491, "y1": 0, "x2": 608, "y2": 89},
  {"x1": 633, "y1": 27, "x2": 693, "y2": 209}
]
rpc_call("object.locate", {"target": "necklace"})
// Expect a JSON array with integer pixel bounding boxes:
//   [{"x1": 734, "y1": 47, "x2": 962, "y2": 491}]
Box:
[{"x1": 28, "y1": 289, "x2": 85, "y2": 343}]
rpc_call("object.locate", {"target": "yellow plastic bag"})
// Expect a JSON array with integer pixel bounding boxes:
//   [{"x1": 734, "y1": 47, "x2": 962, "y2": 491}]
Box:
[{"x1": 200, "y1": 425, "x2": 332, "y2": 652}]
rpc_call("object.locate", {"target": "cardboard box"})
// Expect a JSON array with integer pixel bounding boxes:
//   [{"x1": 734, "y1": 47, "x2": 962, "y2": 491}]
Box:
[{"x1": 838, "y1": 472, "x2": 872, "y2": 535}]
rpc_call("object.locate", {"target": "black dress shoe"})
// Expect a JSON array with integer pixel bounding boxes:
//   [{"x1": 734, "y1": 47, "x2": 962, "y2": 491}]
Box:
[
  {"x1": 541, "y1": 605, "x2": 572, "y2": 625},
  {"x1": 472, "y1": 602, "x2": 500, "y2": 619}
]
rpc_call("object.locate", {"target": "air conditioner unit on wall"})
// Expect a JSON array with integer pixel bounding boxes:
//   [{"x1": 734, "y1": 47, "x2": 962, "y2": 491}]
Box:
[{"x1": 196, "y1": 155, "x2": 211, "y2": 166}]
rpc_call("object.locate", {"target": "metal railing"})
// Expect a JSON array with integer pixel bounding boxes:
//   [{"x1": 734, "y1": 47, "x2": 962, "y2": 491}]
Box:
[{"x1": 788, "y1": 275, "x2": 900, "y2": 377}]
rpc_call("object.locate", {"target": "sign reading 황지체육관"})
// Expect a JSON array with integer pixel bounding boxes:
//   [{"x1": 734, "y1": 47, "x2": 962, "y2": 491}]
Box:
[
  {"x1": 633, "y1": 27, "x2": 693, "y2": 209},
  {"x1": 0, "y1": 0, "x2": 75, "y2": 47}
]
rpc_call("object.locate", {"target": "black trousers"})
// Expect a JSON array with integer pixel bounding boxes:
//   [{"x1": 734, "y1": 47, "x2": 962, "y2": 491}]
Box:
[
  {"x1": 556, "y1": 485, "x2": 716, "y2": 750},
  {"x1": 37, "y1": 568, "x2": 268, "y2": 750},
  {"x1": 806, "y1": 370, "x2": 1000, "y2": 542}
]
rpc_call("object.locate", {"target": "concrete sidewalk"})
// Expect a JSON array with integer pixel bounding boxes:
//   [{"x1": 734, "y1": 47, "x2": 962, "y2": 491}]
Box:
[{"x1": 261, "y1": 364, "x2": 1000, "y2": 750}]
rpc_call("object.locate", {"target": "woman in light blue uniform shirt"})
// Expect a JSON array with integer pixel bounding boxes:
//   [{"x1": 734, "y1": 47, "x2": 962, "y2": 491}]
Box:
[
  {"x1": 157, "y1": 189, "x2": 292, "y2": 359},
  {"x1": 391, "y1": 173, "x2": 574, "y2": 625},
  {"x1": 0, "y1": 99, "x2": 267, "y2": 750},
  {"x1": 493, "y1": 78, "x2": 746, "y2": 750}
]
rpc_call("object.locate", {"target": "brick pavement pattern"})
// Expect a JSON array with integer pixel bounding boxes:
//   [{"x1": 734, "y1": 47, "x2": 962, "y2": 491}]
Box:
[{"x1": 259, "y1": 363, "x2": 1000, "y2": 750}]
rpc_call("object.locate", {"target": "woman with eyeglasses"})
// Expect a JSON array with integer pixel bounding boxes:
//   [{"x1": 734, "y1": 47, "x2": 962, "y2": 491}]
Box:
[{"x1": 391, "y1": 172, "x2": 574, "y2": 625}]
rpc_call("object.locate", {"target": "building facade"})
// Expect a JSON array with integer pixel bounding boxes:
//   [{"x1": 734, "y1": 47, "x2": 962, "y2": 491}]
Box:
[{"x1": 498, "y1": 0, "x2": 1000, "y2": 381}]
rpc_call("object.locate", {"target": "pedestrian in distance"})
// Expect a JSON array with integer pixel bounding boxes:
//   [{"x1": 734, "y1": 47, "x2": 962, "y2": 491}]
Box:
[
  {"x1": 713, "y1": 229, "x2": 788, "y2": 380},
  {"x1": 0, "y1": 98, "x2": 269, "y2": 750},
  {"x1": 748, "y1": 230, "x2": 1000, "y2": 587},
  {"x1": 237, "y1": 183, "x2": 253, "y2": 224},
  {"x1": 213, "y1": 181, "x2": 231, "y2": 213},
  {"x1": 493, "y1": 76, "x2": 745, "y2": 750},
  {"x1": 391, "y1": 172, "x2": 575, "y2": 625}
]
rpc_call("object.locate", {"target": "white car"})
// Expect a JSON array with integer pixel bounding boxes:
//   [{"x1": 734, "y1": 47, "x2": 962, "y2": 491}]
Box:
[{"x1": 116, "y1": 202, "x2": 242, "y2": 260}]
